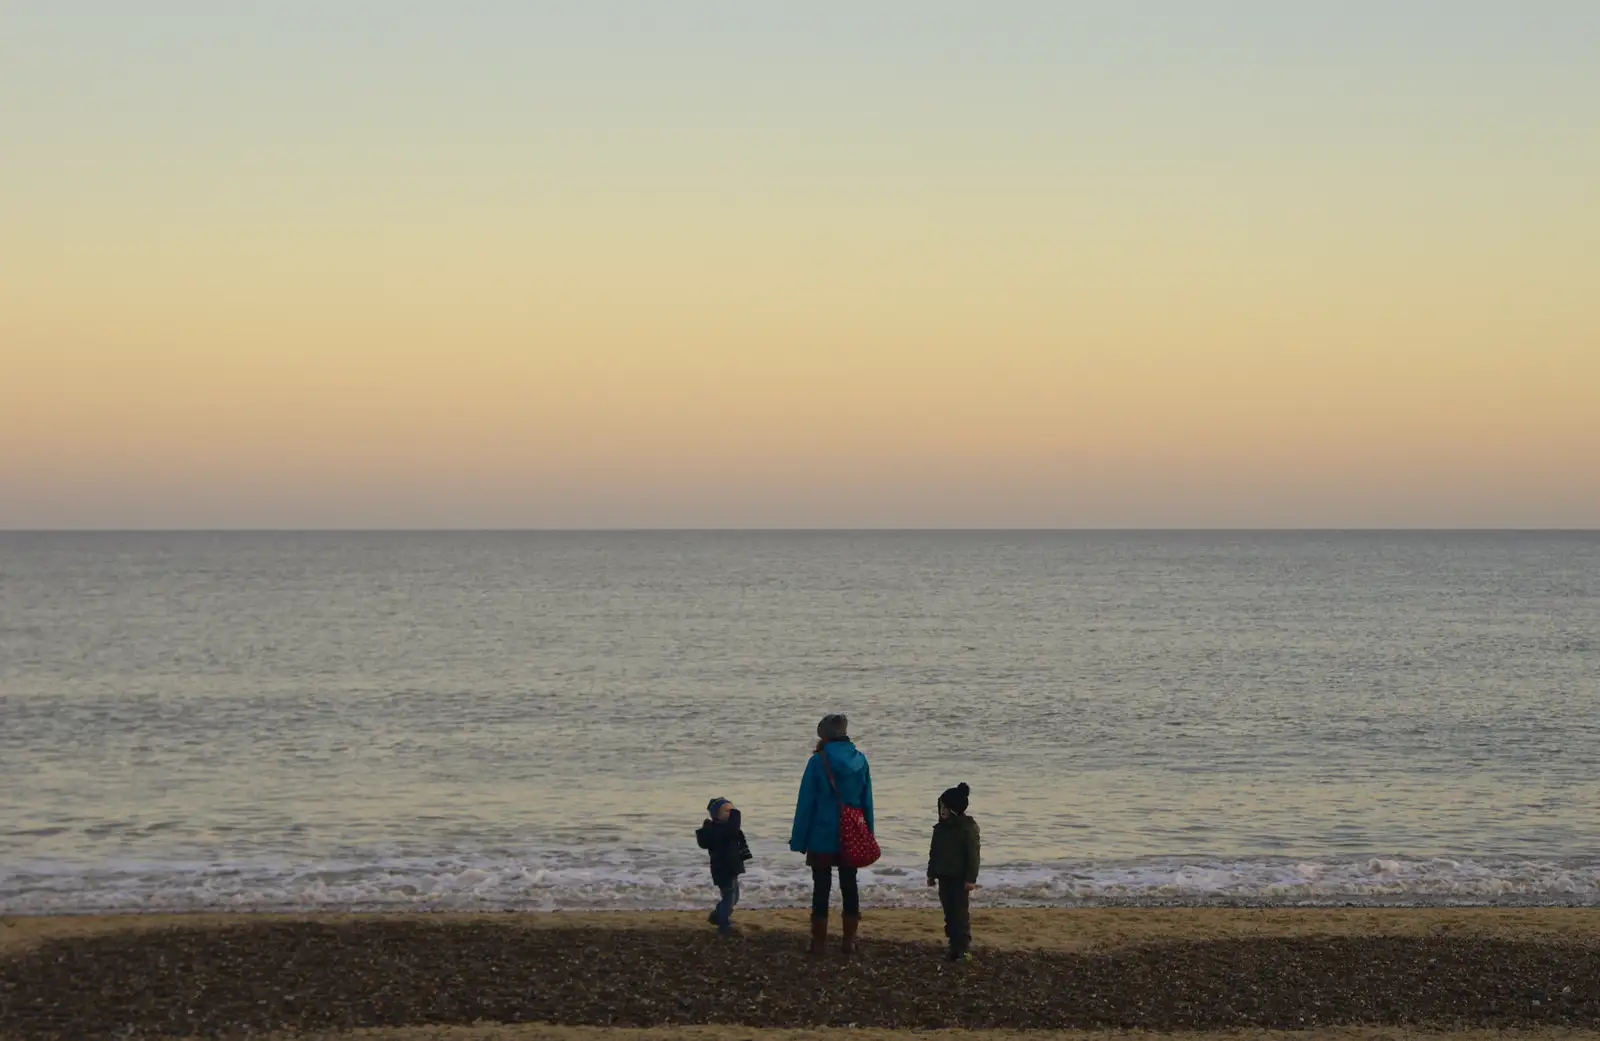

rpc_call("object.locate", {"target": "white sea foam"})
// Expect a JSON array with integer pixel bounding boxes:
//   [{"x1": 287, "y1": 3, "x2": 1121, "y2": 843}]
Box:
[{"x1": 4, "y1": 853, "x2": 1597, "y2": 914}]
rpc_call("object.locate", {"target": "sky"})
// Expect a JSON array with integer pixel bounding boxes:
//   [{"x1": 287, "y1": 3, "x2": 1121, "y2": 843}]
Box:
[{"x1": 3, "y1": 2, "x2": 1597, "y2": 529}]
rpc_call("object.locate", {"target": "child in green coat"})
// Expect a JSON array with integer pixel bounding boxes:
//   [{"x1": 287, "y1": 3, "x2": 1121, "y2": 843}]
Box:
[{"x1": 925, "y1": 782, "x2": 980, "y2": 961}]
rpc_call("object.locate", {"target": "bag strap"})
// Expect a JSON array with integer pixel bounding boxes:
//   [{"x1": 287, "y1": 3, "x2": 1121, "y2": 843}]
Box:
[{"x1": 816, "y1": 744, "x2": 855, "y2": 808}]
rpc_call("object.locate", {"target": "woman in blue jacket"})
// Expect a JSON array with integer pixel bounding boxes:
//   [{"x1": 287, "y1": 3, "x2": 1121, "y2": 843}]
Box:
[{"x1": 789, "y1": 713, "x2": 874, "y2": 957}]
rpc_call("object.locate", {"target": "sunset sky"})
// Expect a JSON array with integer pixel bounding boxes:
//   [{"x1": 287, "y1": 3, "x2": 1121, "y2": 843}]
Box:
[{"x1": 3, "y1": 2, "x2": 1596, "y2": 528}]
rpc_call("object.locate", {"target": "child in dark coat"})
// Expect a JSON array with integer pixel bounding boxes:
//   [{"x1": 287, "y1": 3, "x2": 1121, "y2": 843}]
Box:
[
  {"x1": 926, "y1": 782, "x2": 980, "y2": 960},
  {"x1": 696, "y1": 797, "x2": 752, "y2": 935}
]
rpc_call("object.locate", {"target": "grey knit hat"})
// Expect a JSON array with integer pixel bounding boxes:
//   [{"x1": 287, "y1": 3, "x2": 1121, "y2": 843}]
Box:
[{"x1": 817, "y1": 713, "x2": 849, "y2": 741}]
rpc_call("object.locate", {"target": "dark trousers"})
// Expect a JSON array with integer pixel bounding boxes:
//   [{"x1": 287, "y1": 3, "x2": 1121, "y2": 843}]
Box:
[
  {"x1": 810, "y1": 862, "x2": 859, "y2": 920},
  {"x1": 936, "y1": 876, "x2": 971, "y2": 951}
]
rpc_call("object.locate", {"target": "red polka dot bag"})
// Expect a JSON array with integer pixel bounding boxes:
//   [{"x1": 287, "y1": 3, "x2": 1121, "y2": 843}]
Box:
[{"x1": 819, "y1": 748, "x2": 881, "y2": 868}]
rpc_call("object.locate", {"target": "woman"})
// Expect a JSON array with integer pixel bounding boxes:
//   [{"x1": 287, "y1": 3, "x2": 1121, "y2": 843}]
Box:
[{"x1": 789, "y1": 713, "x2": 875, "y2": 956}]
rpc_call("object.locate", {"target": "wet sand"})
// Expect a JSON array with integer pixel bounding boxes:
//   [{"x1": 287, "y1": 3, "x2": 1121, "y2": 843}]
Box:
[{"x1": 2, "y1": 909, "x2": 1598, "y2": 1041}]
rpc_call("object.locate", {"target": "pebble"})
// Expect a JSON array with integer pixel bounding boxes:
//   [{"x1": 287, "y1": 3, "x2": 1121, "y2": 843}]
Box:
[{"x1": 0, "y1": 921, "x2": 1596, "y2": 1040}]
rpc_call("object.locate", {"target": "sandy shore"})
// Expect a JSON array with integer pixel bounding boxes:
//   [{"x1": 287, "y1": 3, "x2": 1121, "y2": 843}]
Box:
[
  {"x1": 5, "y1": 905, "x2": 1599, "y2": 957},
  {"x1": 3, "y1": 909, "x2": 1598, "y2": 1041}
]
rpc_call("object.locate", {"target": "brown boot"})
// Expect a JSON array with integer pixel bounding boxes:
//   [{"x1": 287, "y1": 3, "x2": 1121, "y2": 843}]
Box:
[
  {"x1": 840, "y1": 914, "x2": 860, "y2": 957},
  {"x1": 807, "y1": 915, "x2": 828, "y2": 958}
]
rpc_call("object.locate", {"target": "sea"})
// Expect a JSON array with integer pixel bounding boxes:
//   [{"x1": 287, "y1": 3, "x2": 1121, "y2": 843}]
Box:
[{"x1": 2, "y1": 531, "x2": 1597, "y2": 915}]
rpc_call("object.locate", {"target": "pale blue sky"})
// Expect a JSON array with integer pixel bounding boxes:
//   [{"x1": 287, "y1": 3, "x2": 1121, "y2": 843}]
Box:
[{"x1": 7, "y1": 3, "x2": 1596, "y2": 178}]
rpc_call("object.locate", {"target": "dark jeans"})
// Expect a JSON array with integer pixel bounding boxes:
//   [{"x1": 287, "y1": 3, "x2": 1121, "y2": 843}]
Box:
[
  {"x1": 936, "y1": 877, "x2": 970, "y2": 952},
  {"x1": 810, "y1": 862, "x2": 859, "y2": 920},
  {"x1": 713, "y1": 880, "x2": 740, "y2": 933}
]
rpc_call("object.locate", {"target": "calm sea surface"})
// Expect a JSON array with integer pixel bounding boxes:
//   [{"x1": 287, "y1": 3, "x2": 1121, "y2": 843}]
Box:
[{"x1": 2, "y1": 531, "x2": 1597, "y2": 912}]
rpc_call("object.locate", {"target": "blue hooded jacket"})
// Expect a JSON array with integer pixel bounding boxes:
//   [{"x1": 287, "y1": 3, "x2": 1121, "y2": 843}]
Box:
[{"x1": 789, "y1": 739, "x2": 875, "y2": 855}]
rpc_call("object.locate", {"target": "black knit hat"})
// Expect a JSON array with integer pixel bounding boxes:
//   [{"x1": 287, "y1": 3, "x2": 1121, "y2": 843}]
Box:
[
  {"x1": 707, "y1": 797, "x2": 731, "y2": 816},
  {"x1": 939, "y1": 783, "x2": 970, "y2": 815}
]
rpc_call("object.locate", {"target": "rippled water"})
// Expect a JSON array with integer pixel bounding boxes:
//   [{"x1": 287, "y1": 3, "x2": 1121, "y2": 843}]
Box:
[{"x1": 2, "y1": 531, "x2": 1597, "y2": 912}]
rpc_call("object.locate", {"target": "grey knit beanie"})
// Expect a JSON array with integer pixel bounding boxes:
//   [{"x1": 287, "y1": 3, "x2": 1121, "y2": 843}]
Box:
[{"x1": 817, "y1": 713, "x2": 849, "y2": 741}]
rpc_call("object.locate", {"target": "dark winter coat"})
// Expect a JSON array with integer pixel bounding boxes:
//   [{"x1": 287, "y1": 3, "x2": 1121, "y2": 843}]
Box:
[
  {"x1": 927, "y1": 813, "x2": 981, "y2": 883},
  {"x1": 696, "y1": 808, "x2": 752, "y2": 885}
]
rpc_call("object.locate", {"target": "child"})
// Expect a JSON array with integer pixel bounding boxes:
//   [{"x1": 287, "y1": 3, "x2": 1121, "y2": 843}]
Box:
[
  {"x1": 926, "y1": 782, "x2": 980, "y2": 961},
  {"x1": 696, "y1": 797, "x2": 752, "y2": 935}
]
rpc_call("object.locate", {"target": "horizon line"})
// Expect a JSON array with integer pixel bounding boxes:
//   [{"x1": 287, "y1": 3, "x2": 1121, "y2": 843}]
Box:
[{"x1": 3, "y1": 527, "x2": 1597, "y2": 535}]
